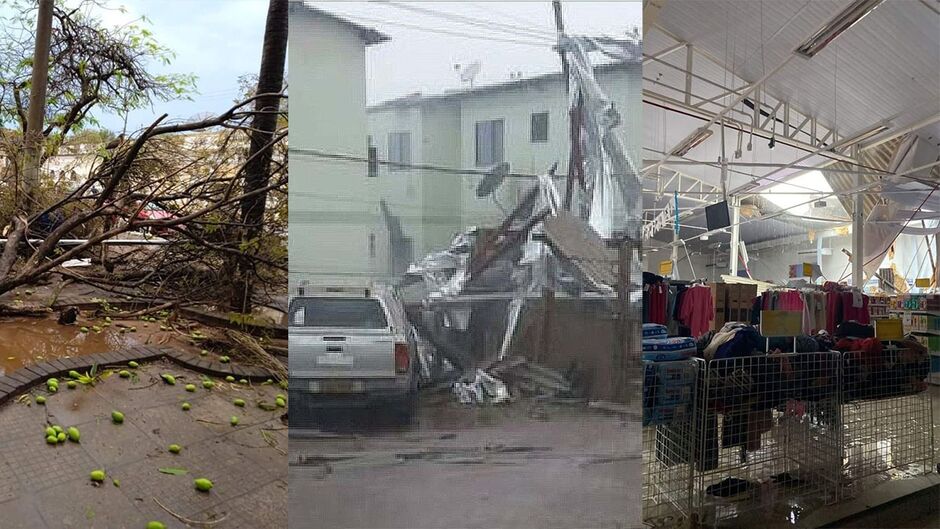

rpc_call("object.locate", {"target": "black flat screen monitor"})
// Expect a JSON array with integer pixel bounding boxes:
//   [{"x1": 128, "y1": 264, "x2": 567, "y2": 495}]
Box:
[{"x1": 705, "y1": 201, "x2": 731, "y2": 231}]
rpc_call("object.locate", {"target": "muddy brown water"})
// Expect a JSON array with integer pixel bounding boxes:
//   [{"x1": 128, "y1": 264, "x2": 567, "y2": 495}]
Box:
[{"x1": 0, "y1": 317, "x2": 139, "y2": 376}]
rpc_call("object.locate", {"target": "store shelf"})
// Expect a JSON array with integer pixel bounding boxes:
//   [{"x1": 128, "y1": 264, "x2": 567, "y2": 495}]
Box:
[
  {"x1": 910, "y1": 329, "x2": 940, "y2": 336},
  {"x1": 889, "y1": 309, "x2": 940, "y2": 316}
]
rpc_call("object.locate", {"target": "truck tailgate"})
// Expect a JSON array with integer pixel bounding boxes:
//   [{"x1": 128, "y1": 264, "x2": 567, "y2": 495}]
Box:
[{"x1": 290, "y1": 328, "x2": 398, "y2": 378}]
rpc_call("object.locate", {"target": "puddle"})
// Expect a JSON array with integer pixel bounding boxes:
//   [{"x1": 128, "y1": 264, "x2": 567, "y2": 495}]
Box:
[{"x1": 0, "y1": 317, "x2": 139, "y2": 376}]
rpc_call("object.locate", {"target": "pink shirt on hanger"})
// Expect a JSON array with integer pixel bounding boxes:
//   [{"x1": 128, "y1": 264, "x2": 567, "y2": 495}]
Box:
[{"x1": 679, "y1": 285, "x2": 714, "y2": 337}]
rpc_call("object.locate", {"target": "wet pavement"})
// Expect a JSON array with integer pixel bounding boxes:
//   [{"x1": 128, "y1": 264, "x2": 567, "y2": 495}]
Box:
[
  {"x1": 0, "y1": 316, "x2": 139, "y2": 375},
  {"x1": 289, "y1": 392, "x2": 643, "y2": 529},
  {"x1": 0, "y1": 359, "x2": 287, "y2": 528}
]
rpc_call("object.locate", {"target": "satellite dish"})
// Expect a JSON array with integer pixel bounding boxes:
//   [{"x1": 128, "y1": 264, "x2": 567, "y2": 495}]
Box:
[
  {"x1": 476, "y1": 162, "x2": 509, "y2": 198},
  {"x1": 457, "y1": 61, "x2": 481, "y2": 86}
]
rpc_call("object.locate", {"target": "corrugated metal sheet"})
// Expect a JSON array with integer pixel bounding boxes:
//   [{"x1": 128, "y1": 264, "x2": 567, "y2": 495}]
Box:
[{"x1": 541, "y1": 211, "x2": 619, "y2": 289}]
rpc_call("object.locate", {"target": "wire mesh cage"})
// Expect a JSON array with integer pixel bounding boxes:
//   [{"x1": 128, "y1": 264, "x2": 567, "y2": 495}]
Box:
[
  {"x1": 642, "y1": 357, "x2": 704, "y2": 527},
  {"x1": 839, "y1": 345, "x2": 935, "y2": 497},
  {"x1": 691, "y1": 352, "x2": 843, "y2": 525}
]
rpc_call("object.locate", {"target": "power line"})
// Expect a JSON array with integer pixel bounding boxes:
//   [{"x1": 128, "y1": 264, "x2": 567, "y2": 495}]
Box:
[
  {"x1": 377, "y1": 1, "x2": 557, "y2": 42},
  {"x1": 290, "y1": 148, "x2": 548, "y2": 179},
  {"x1": 322, "y1": 10, "x2": 552, "y2": 48}
]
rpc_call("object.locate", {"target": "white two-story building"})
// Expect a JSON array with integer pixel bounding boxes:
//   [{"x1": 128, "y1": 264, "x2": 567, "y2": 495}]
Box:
[
  {"x1": 288, "y1": 2, "x2": 390, "y2": 290},
  {"x1": 366, "y1": 61, "x2": 641, "y2": 278}
]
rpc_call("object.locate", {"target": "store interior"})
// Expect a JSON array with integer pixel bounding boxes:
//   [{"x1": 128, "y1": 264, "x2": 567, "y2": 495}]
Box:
[{"x1": 640, "y1": 1, "x2": 938, "y2": 527}]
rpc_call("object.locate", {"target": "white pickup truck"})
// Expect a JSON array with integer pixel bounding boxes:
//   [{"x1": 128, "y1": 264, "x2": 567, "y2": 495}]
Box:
[{"x1": 288, "y1": 286, "x2": 418, "y2": 420}]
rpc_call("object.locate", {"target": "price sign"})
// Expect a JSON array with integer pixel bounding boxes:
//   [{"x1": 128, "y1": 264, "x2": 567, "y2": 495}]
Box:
[
  {"x1": 658, "y1": 260, "x2": 673, "y2": 276},
  {"x1": 875, "y1": 318, "x2": 903, "y2": 341},
  {"x1": 760, "y1": 310, "x2": 802, "y2": 337}
]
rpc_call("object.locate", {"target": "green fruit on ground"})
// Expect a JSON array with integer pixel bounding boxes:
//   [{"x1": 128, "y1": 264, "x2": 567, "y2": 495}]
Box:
[
  {"x1": 48, "y1": 378, "x2": 58, "y2": 385},
  {"x1": 219, "y1": 356, "x2": 230, "y2": 363},
  {"x1": 119, "y1": 370, "x2": 131, "y2": 378},
  {"x1": 147, "y1": 522, "x2": 167, "y2": 529},
  {"x1": 194, "y1": 478, "x2": 213, "y2": 492},
  {"x1": 128, "y1": 361, "x2": 139, "y2": 368},
  {"x1": 200, "y1": 349, "x2": 209, "y2": 356},
  {"x1": 202, "y1": 380, "x2": 214, "y2": 389},
  {"x1": 275, "y1": 397, "x2": 286, "y2": 408},
  {"x1": 45, "y1": 427, "x2": 55, "y2": 437},
  {"x1": 225, "y1": 376, "x2": 235, "y2": 382},
  {"x1": 168, "y1": 444, "x2": 181, "y2": 454},
  {"x1": 47, "y1": 385, "x2": 58, "y2": 393},
  {"x1": 80, "y1": 327, "x2": 89, "y2": 333},
  {"x1": 239, "y1": 379, "x2": 248, "y2": 385},
  {"x1": 67, "y1": 427, "x2": 80, "y2": 442},
  {"x1": 36, "y1": 396, "x2": 46, "y2": 405},
  {"x1": 111, "y1": 411, "x2": 124, "y2": 424},
  {"x1": 46, "y1": 435, "x2": 58, "y2": 444},
  {"x1": 68, "y1": 370, "x2": 81, "y2": 379},
  {"x1": 67, "y1": 381, "x2": 77, "y2": 389},
  {"x1": 276, "y1": 394, "x2": 286, "y2": 401},
  {"x1": 181, "y1": 402, "x2": 191, "y2": 411},
  {"x1": 185, "y1": 384, "x2": 196, "y2": 392},
  {"x1": 161, "y1": 374, "x2": 176, "y2": 385},
  {"x1": 233, "y1": 399, "x2": 245, "y2": 407},
  {"x1": 57, "y1": 432, "x2": 67, "y2": 443},
  {"x1": 52, "y1": 425, "x2": 63, "y2": 434},
  {"x1": 90, "y1": 470, "x2": 105, "y2": 482},
  {"x1": 278, "y1": 380, "x2": 288, "y2": 389},
  {"x1": 230, "y1": 416, "x2": 239, "y2": 426}
]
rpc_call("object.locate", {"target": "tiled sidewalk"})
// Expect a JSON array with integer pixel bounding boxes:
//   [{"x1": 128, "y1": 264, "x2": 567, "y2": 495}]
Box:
[{"x1": 0, "y1": 358, "x2": 287, "y2": 528}]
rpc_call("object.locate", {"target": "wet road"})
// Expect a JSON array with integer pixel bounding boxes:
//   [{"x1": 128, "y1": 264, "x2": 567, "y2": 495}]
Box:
[{"x1": 288, "y1": 393, "x2": 643, "y2": 529}]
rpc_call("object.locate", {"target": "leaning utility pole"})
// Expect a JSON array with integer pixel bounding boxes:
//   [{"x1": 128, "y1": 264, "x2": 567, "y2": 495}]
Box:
[
  {"x1": 21, "y1": 0, "x2": 55, "y2": 214},
  {"x1": 553, "y1": 1, "x2": 583, "y2": 212}
]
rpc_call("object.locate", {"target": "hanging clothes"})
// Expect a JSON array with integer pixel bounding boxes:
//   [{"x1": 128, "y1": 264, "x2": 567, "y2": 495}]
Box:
[
  {"x1": 648, "y1": 282, "x2": 669, "y2": 325},
  {"x1": 841, "y1": 291, "x2": 870, "y2": 324},
  {"x1": 678, "y1": 285, "x2": 714, "y2": 338}
]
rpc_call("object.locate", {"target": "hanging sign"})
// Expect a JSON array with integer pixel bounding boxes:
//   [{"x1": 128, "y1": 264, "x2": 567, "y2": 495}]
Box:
[
  {"x1": 788, "y1": 263, "x2": 821, "y2": 280},
  {"x1": 659, "y1": 260, "x2": 673, "y2": 276},
  {"x1": 914, "y1": 278, "x2": 931, "y2": 288},
  {"x1": 760, "y1": 310, "x2": 802, "y2": 337},
  {"x1": 875, "y1": 318, "x2": 903, "y2": 341}
]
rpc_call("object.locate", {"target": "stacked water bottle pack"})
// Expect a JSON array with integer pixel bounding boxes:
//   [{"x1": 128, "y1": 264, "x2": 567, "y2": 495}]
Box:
[{"x1": 642, "y1": 324, "x2": 698, "y2": 426}]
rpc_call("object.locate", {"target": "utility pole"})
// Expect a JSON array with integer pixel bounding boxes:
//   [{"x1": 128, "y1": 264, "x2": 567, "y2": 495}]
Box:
[
  {"x1": 553, "y1": 1, "x2": 583, "y2": 212},
  {"x1": 22, "y1": 0, "x2": 54, "y2": 214}
]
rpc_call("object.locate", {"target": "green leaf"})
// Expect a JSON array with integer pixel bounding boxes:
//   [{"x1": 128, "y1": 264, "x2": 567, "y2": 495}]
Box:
[{"x1": 158, "y1": 467, "x2": 188, "y2": 476}]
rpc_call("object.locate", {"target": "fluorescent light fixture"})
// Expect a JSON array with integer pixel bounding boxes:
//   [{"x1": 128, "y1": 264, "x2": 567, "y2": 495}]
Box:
[
  {"x1": 834, "y1": 122, "x2": 891, "y2": 150},
  {"x1": 671, "y1": 127, "x2": 714, "y2": 157},
  {"x1": 700, "y1": 234, "x2": 709, "y2": 241},
  {"x1": 796, "y1": 0, "x2": 885, "y2": 58}
]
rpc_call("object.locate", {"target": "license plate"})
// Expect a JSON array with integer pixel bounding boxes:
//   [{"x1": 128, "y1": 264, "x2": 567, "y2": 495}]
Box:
[
  {"x1": 314, "y1": 380, "x2": 361, "y2": 393},
  {"x1": 317, "y1": 353, "x2": 353, "y2": 366}
]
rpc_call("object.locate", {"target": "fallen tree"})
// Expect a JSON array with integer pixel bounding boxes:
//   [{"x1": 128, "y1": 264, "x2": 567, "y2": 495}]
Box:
[{"x1": 0, "y1": 0, "x2": 288, "y2": 314}]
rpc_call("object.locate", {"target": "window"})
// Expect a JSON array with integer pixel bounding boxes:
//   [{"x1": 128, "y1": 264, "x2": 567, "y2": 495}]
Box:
[
  {"x1": 288, "y1": 298, "x2": 388, "y2": 328},
  {"x1": 387, "y1": 131, "x2": 411, "y2": 171},
  {"x1": 367, "y1": 135, "x2": 378, "y2": 177},
  {"x1": 475, "y1": 119, "x2": 504, "y2": 166},
  {"x1": 531, "y1": 111, "x2": 548, "y2": 142}
]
